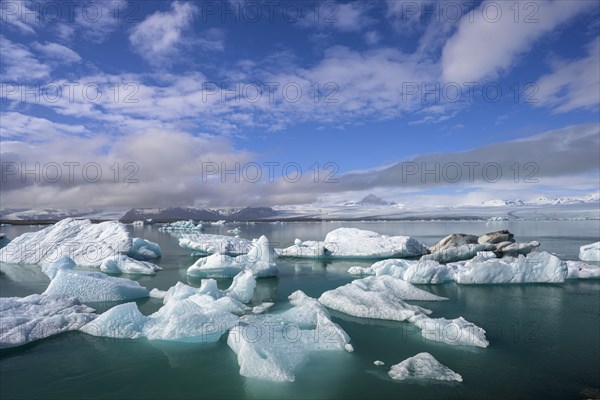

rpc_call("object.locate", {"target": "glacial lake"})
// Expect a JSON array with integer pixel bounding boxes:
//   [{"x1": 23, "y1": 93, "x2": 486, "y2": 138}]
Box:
[{"x1": 1, "y1": 220, "x2": 599, "y2": 399}]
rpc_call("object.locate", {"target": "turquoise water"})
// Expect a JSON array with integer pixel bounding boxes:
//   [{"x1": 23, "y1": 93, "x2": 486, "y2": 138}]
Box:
[{"x1": 1, "y1": 221, "x2": 599, "y2": 399}]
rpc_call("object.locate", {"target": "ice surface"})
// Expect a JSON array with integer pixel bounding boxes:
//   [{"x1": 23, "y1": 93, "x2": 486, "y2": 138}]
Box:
[
  {"x1": 278, "y1": 228, "x2": 428, "y2": 259},
  {"x1": 128, "y1": 237, "x2": 161, "y2": 260},
  {"x1": 252, "y1": 302, "x2": 274, "y2": 314},
  {"x1": 44, "y1": 266, "x2": 149, "y2": 302},
  {"x1": 408, "y1": 314, "x2": 489, "y2": 348},
  {"x1": 318, "y1": 276, "x2": 445, "y2": 322},
  {"x1": 388, "y1": 353, "x2": 462, "y2": 382},
  {"x1": 100, "y1": 254, "x2": 162, "y2": 275},
  {"x1": 0, "y1": 218, "x2": 131, "y2": 266},
  {"x1": 455, "y1": 251, "x2": 567, "y2": 284},
  {"x1": 579, "y1": 242, "x2": 600, "y2": 262},
  {"x1": 374, "y1": 360, "x2": 385, "y2": 366},
  {"x1": 81, "y1": 272, "x2": 254, "y2": 342},
  {"x1": 227, "y1": 290, "x2": 352, "y2": 382},
  {"x1": 354, "y1": 251, "x2": 570, "y2": 285},
  {"x1": 159, "y1": 220, "x2": 203, "y2": 231},
  {"x1": 0, "y1": 293, "x2": 96, "y2": 348},
  {"x1": 187, "y1": 236, "x2": 278, "y2": 278},
  {"x1": 566, "y1": 261, "x2": 600, "y2": 279},
  {"x1": 349, "y1": 259, "x2": 456, "y2": 284},
  {"x1": 40, "y1": 255, "x2": 76, "y2": 279},
  {"x1": 149, "y1": 288, "x2": 167, "y2": 299},
  {"x1": 320, "y1": 276, "x2": 488, "y2": 347},
  {"x1": 179, "y1": 234, "x2": 252, "y2": 255}
]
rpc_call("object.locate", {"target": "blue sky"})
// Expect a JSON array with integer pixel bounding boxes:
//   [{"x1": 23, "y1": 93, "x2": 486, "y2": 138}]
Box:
[{"x1": 1, "y1": 0, "x2": 599, "y2": 209}]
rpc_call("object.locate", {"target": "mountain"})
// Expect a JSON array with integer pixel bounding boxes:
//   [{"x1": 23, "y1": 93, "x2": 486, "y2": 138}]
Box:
[
  {"x1": 0, "y1": 208, "x2": 113, "y2": 221},
  {"x1": 343, "y1": 194, "x2": 397, "y2": 206},
  {"x1": 482, "y1": 194, "x2": 599, "y2": 207},
  {"x1": 120, "y1": 207, "x2": 278, "y2": 222}
]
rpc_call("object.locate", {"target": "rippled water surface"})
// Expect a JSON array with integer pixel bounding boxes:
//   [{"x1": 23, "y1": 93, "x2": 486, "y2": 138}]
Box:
[{"x1": 1, "y1": 220, "x2": 599, "y2": 399}]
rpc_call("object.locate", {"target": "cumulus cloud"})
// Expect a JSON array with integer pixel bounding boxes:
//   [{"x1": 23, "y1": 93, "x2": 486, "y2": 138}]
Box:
[{"x1": 129, "y1": 1, "x2": 203, "y2": 67}]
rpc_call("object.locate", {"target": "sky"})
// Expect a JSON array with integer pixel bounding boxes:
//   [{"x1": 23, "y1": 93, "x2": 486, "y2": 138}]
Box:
[{"x1": 0, "y1": 0, "x2": 599, "y2": 209}]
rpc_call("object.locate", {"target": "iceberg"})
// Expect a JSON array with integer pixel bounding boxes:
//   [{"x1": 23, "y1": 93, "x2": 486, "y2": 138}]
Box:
[
  {"x1": 318, "y1": 276, "x2": 446, "y2": 322},
  {"x1": 388, "y1": 353, "x2": 462, "y2": 382},
  {"x1": 187, "y1": 236, "x2": 278, "y2": 278},
  {"x1": 356, "y1": 251, "x2": 571, "y2": 286},
  {"x1": 227, "y1": 290, "x2": 352, "y2": 382},
  {"x1": 179, "y1": 233, "x2": 252, "y2": 255},
  {"x1": 0, "y1": 218, "x2": 131, "y2": 266},
  {"x1": 40, "y1": 255, "x2": 76, "y2": 279},
  {"x1": 374, "y1": 360, "x2": 385, "y2": 366},
  {"x1": 455, "y1": 251, "x2": 567, "y2": 284},
  {"x1": 408, "y1": 314, "x2": 489, "y2": 347},
  {"x1": 0, "y1": 293, "x2": 96, "y2": 348},
  {"x1": 278, "y1": 228, "x2": 428, "y2": 259},
  {"x1": 349, "y1": 259, "x2": 456, "y2": 284},
  {"x1": 128, "y1": 237, "x2": 161, "y2": 260},
  {"x1": 81, "y1": 272, "x2": 254, "y2": 342},
  {"x1": 319, "y1": 276, "x2": 488, "y2": 347},
  {"x1": 100, "y1": 254, "x2": 162, "y2": 275},
  {"x1": 159, "y1": 220, "x2": 203, "y2": 231},
  {"x1": 43, "y1": 258, "x2": 149, "y2": 302},
  {"x1": 579, "y1": 242, "x2": 600, "y2": 262},
  {"x1": 566, "y1": 261, "x2": 600, "y2": 279}
]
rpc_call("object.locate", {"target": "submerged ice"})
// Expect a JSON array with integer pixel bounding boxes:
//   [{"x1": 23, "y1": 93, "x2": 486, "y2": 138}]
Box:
[{"x1": 227, "y1": 290, "x2": 352, "y2": 382}]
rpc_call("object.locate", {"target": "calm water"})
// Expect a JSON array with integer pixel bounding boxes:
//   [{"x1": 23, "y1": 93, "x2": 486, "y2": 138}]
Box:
[{"x1": 1, "y1": 221, "x2": 599, "y2": 399}]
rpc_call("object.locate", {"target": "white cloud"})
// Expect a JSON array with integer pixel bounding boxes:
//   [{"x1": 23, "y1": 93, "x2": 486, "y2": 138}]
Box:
[
  {"x1": 129, "y1": 1, "x2": 200, "y2": 67},
  {"x1": 0, "y1": 112, "x2": 88, "y2": 142},
  {"x1": 534, "y1": 36, "x2": 600, "y2": 113},
  {"x1": 0, "y1": 3, "x2": 39, "y2": 34},
  {"x1": 75, "y1": 0, "x2": 128, "y2": 43},
  {"x1": 442, "y1": 0, "x2": 594, "y2": 82},
  {"x1": 364, "y1": 31, "x2": 381, "y2": 45},
  {"x1": 299, "y1": 1, "x2": 373, "y2": 32},
  {"x1": 32, "y1": 42, "x2": 81, "y2": 64},
  {"x1": 0, "y1": 35, "x2": 50, "y2": 81}
]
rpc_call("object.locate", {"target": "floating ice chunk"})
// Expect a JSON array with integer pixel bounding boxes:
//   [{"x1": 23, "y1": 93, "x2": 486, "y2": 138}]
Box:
[
  {"x1": 227, "y1": 270, "x2": 257, "y2": 303},
  {"x1": 348, "y1": 259, "x2": 455, "y2": 284},
  {"x1": 128, "y1": 237, "x2": 161, "y2": 260},
  {"x1": 227, "y1": 291, "x2": 352, "y2": 382},
  {"x1": 388, "y1": 353, "x2": 463, "y2": 382},
  {"x1": 318, "y1": 276, "x2": 446, "y2": 322},
  {"x1": 279, "y1": 228, "x2": 428, "y2": 259},
  {"x1": 227, "y1": 228, "x2": 241, "y2": 235},
  {"x1": 455, "y1": 251, "x2": 567, "y2": 284},
  {"x1": 0, "y1": 218, "x2": 131, "y2": 266},
  {"x1": 81, "y1": 274, "x2": 252, "y2": 342},
  {"x1": 421, "y1": 244, "x2": 494, "y2": 264},
  {"x1": 44, "y1": 269, "x2": 149, "y2": 302},
  {"x1": 40, "y1": 255, "x2": 76, "y2": 279},
  {"x1": 132, "y1": 221, "x2": 144, "y2": 227},
  {"x1": 213, "y1": 220, "x2": 227, "y2": 225},
  {"x1": 579, "y1": 242, "x2": 600, "y2": 262},
  {"x1": 408, "y1": 314, "x2": 489, "y2": 348},
  {"x1": 252, "y1": 302, "x2": 274, "y2": 314},
  {"x1": 80, "y1": 302, "x2": 145, "y2": 339},
  {"x1": 566, "y1": 261, "x2": 600, "y2": 279},
  {"x1": 179, "y1": 234, "x2": 252, "y2": 255},
  {"x1": 100, "y1": 254, "x2": 162, "y2": 275},
  {"x1": 143, "y1": 299, "x2": 240, "y2": 342},
  {"x1": 1, "y1": 293, "x2": 96, "y2": 348},
  {"x1": 187, "y1": 236, "x2": 278, "y2": 278},
  {"x1": 374, "y1": 360, "x2": 385, "y2": 366},
  {"x1": 429, "y1": 233, "x2": 479, "y2": 253},
  {"x1": 159, "y1": 220, "x2": 203, "y2": 231},
  {"x1": 149, "y1": 288, "x2": 167, "y2": 299}
]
